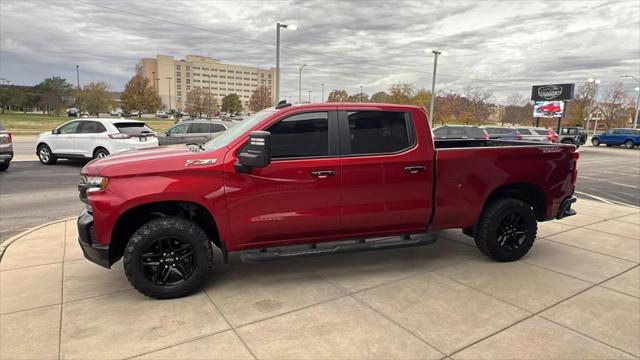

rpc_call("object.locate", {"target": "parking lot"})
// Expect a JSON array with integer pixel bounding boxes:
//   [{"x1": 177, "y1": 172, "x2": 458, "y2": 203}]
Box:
[{"x1": 1, "y1": 136, "x2": 638, "y2": 242}]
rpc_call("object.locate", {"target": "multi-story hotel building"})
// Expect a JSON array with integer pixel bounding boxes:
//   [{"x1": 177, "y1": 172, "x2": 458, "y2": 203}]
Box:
[{"x1": 135, "y1": 55, "x2": 275, "y2": 111}]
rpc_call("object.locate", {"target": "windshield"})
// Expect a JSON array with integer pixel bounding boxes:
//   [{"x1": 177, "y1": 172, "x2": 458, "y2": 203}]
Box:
[{"x1": 203, "y1": 109, "x2": 276, "y2": 151}]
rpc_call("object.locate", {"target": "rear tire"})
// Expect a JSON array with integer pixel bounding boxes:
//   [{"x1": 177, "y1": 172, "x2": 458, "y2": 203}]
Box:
[
  {"x1": 474, "y1": 198, "x2": 537, "y2": 262},
  {"x1": 123, "y1": 217, "x2": 214, "y2": 299},
  {"x1": 0, "y1": 161, "x2": 9, "y2": 171},
  {"x1": 591, "y1": 138, "x2": 600, "y2": 146},
  {"x1": 93, "y1": 147, "x2": 110, "y2": 159},
  {"x1": 624, "y1": 140, "x2": 634, "y2": 149},
  {"x1": 37, "y1": 144, "x2": 57, "y2": 165}
]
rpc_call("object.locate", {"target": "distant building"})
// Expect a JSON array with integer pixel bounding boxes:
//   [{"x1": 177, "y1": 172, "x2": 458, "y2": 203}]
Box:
[{"x1": 135, "y1": 55, "x2": 275, "y2": 111}]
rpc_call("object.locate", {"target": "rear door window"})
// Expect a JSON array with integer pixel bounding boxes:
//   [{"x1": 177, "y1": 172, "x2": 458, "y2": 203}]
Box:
[
  {"x1": 533, "y1": 129, "x2": 549, "y2": 135},
  {"x1": 188, "y1": 123, "x2": 210, "y2": 133},
  {"x1": 517, "y1": 128, "x2": 532, "y2": 135},
  {"x1": 344, "y1": 111, "x2": 413, "y2": 154},
  {"x1": 115, "y1": 122, "x2": 154, "y2": 136},
  {"x1": 469, "y1": 127, "x2": 486, "y2": 138},
  {"x1": 211, "y1": 123, "x2": 227, "y2": 133}
]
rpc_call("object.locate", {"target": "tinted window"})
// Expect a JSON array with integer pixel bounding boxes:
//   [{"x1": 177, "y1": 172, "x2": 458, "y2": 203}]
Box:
[
  {"x1": 189, "y1": 123, "x2": 210, "y2": 133},
  {"x1": 485, "y1": 127, "x2": 509, "y2": 135},
  {"x1": 517, "y1": 128, "x2": 532, "y2": 135},
  {"x1": 346, "y1": 111, "x2": 411, "y2": 154},
  {"x1": 268, "y1": 112, "x2": 328, "y2": 158},
  {"x1": 533, "y1": 129, "x2": 549, "y2": 135},
  {"x1": 58, "y1": 121, "x2": 80, "y2": 134},
  {"x1": 433, "y1": 127, "x2": 448, "y2": 136},
  {"x1": 115, "y1": 122, "x2": 154, "y2": 135},
  {"x1": 211, "y1": 123, "x2": 226, "y2": 132},
  {"x1": 76, "y1": 121, "x2": 106, "y2": 133},
  {"x1": 448, "y1": 127, "x2": 467, "y2": 137},
  {"x1": 612, "y1": 129, "x2": 622, "y2": 134}
]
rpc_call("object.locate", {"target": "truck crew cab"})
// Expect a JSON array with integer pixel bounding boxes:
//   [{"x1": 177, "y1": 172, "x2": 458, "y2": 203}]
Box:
[{"x1": 78, "y1": 103, "x2": 579, "y2": 299}]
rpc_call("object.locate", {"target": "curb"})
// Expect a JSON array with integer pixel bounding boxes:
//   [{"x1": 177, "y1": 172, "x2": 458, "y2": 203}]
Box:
[{"x1": 0, "y1": 216, "x2": 77, "y2": 262}]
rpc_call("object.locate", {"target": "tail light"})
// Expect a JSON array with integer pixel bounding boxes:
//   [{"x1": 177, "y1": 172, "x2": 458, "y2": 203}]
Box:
[
  {"x1": 0, "y1": 132, "x2": 11, "y2": 143},
  {"x1": 108, "y1": 133, "x2": 131, "y2": 139},
  {"x1": 547, "y1": 129, "x2": 559, "y2": 143},
  {"x1": 569, "y1": 151, "x2": 580, "y2": 185}
]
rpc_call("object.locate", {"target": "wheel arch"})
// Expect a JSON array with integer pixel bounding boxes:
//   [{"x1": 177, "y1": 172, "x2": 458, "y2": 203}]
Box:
[
  {"x1": 92, "y1": 146, "x2": 109, "y2": 158},
  {"x1": 109, "y1": 200, "x2": 225, "y2": 265}
]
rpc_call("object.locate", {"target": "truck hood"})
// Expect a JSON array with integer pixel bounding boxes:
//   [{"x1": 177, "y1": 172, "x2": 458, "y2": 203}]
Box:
[{"x1": 81, "y1": 146, "x2": 219, "y2": 177}]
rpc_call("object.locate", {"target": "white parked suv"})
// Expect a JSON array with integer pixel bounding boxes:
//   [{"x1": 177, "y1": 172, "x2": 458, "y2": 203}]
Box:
[{"x1": 36, "y1": 118, "x2": 158, "y2": 165}]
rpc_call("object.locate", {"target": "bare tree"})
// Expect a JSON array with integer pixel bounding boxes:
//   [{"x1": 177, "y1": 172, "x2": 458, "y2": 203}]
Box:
[
  {"x1": 388, "y1": 83, "x2": 415, "y2": 104},
  {"x1": 249, "y1": 85, "x2": 272, "y2": 112},
  {"x1": 504, "y1": 93, "x2": 527, "y2": 126},
  {"x1": 462, "y1": 85, "x2": 494, "y2": 125},
  {"x1": 601, "y1": 82, "x2": 627, "y2": 129},
  {"x1": 185, "y1": 87, "x2": 217, "y2": 117},
  {"x1": 567, "y1": 81, "x2": 599, "y2": 126}
]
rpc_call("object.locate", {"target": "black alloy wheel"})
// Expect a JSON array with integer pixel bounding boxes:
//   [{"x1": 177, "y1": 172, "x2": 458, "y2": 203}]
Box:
[{"x1": 141, "y1": 237, "x2": 196, "y2": 286}]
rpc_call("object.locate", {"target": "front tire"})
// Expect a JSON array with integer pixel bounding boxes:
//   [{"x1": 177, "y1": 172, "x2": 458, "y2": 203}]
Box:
[
  {"x1": 591, "y1": 138, "x2": 600, "y2": 146},
  {"x1": 0, "y1": 161, "x2": 9, "y2": 171},
  {"x1": 474, "y1": 198, "x2": 537, "y2": 262},
  {"x1": 124, "y1": 217, "x2": 214, "y2": 299},
  {"x1": 37, "y1": 144, "x2": 57, "y2": 165}
]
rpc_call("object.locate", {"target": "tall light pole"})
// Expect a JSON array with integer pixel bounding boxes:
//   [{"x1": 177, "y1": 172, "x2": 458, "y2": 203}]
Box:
[
  {"x1": 360, "y1": 85, "x2": 364, "y2": 102},
  {"x1": 622, "y1": 75, "x2": 640, "y2": 129},
  {"x1": 426, "y1": 49, "x2": 441, "y2": 125},
  {"x1": 152, "y1": 71, "x2": 156, "y2": 91},
  {"x1": 298, "y1": 64, "x2": 306, "y2": 104},
  {"x1": 75, "y1": 65, "x2": 80, "y2": 89},
  {"x1": 166, "y1": 77, "x2": 173, "y2": 111},
  {"x1": 321, "y1": 83, "x2": 325, "y2": 103},
  {"x1": 276, "y1": 22, "x2": 297, "y2": 105},
  {"x1": 308, "y1": 90, "x2": 311, "y2": 103}
]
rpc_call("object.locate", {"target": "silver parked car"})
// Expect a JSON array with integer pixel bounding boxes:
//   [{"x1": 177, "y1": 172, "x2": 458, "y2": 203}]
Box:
[
  {"x1": 158, "y1": 120, "x2": 231, "y2": 145},
  {"x1": 0, "y1": 123, "x2": 14, "y2": 171}
]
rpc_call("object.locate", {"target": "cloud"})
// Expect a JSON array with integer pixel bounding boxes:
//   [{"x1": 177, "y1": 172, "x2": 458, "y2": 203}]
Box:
[{"x1": 0, "y1": 0, "x2": 638, "y2": 103}]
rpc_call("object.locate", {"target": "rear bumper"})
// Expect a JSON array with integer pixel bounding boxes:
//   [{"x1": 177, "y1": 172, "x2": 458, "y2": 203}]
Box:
[
  {"x1": 556, "y1": 196, "x2": 577, "y2": 220},
  {"x1": 0, "y1": 151, "x2": 13, "y2": 161},
  {"x1": 77, "y1": 209, "x2": 111, "y2": 268}
]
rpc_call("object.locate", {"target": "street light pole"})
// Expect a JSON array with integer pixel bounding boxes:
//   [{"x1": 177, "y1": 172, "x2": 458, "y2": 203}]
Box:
[
  {"x1": 75, "y1": 65, "x2": 80, "y2": 89},
  {"x1": 321, "y1": 83, "x2": 325, "y2": 103},
  {"x1": 360, "y1": 85, "x2": 364, "y2": 102},
  {"x1": 298, "y1": 64, "x2": 306, "y2": 104},
  {"x1": 427, "y1": 49, "x2": 441, "y2": 126},
  {"x1": 622, "y1": 75, "x2": 640, "y2": 129},
  {"x1": 276, "y1": 22, "x2": 297, "y2": 105},
  {"x1": 152, "y1": 71, "x2": 156, "y2": 91},
  {"x1": 166, "y1": 77, "x2": 173, "y2": 111}
]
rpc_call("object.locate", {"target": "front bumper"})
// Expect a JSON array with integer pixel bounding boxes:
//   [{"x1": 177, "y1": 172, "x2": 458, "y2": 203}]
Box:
[
  {"x1": 556, "y1": 196, "x2": 577, "y2": 220},
  {"x1": 77, "y1": 209, "x2": 111, "y2": 268}
]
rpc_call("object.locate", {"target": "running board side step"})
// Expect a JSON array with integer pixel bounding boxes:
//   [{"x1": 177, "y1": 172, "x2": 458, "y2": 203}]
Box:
[{"x1": 240, "y1": 233, "x2": 437, "y2": 262}]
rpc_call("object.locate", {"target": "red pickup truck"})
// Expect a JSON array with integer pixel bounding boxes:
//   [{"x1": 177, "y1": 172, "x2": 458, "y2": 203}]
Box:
[{"x1": 78, "y1": 103, "x2": 579, "y2": 299}]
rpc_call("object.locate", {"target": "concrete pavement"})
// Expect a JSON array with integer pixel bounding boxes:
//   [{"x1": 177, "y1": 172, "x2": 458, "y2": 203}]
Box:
[{"x1": 0, "y1": 199, "x2": 638, "y2": 359}]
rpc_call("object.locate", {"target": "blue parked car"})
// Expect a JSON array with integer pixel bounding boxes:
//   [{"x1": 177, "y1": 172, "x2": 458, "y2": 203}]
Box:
[{"x1": 591, "y1": 128, "x2": 640, "y2": 149}]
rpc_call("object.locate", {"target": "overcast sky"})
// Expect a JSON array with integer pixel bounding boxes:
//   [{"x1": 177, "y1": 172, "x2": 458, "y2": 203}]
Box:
[{"x1": 1, "y1": 0, "x2": 639, "y2": 103}]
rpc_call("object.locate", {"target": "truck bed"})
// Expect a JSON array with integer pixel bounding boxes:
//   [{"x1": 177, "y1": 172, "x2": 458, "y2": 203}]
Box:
[{"x1": 434, "y1": 139, "x2": 562, "y2": 149}]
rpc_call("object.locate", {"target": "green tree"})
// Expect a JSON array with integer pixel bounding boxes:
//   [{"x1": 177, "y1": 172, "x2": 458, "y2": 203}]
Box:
[
  {"x1": 348, "y1": 93, "x2": 369, "y2": 102},
  {"x1": 10, "y1": 87, "x2": 38, "y2": 113},
  {"x1": 370, "y1": 91, "x2": 390, "y2": 103},
  {"x1": 76, "y1": 82, "x2": 113, "y2": 117},
  {"x1": 0, "y1": 87, "x2": 12, "y2": 113},
  {"x1": 411, "y1": 89, "x2": 431, "y2": 107},
  {"x1": 327, "y1": 89, "x2": 349, "y2": 102},
  {"x1": 121, "y1": 75, "x2": 161, "y2": 117},
  {"x1": 34, "y1": 76, "x2": 74, "y2": 115},
  {"x1": 185, "y1": 87, "x2": 218, "y2": 117},
  {"x1": 388, "y1": 83, "x2": 414, "y2": 104},
  {"x1": 221, "y1": 93, "x2": 243, "y2": 114},
  {"x1": 249, "y1": 85, "x2": 272, "y2": 112}
]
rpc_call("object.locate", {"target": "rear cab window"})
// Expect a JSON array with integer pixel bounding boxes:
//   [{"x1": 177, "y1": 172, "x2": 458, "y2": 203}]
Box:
[{"x1": 342, "y1": 111, "x2": 414, "y2": 155}]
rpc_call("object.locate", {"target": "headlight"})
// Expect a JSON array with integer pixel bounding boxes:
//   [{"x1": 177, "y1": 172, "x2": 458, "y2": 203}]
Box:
[{"x1": 83, "y1": 176, "x2": 109, "y2": 193}]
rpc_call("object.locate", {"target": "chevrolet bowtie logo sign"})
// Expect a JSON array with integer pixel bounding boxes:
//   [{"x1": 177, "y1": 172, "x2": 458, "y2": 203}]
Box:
[
  {"x1": 538, "y1": 85, "x2": 563, "y2": 100},
  {"x1": 185, "y1": 159, "x2": 217, "y2": 167}
]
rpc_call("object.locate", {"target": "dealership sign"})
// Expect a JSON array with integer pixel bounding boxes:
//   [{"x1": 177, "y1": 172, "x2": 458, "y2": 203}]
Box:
[{"x1": 531, "y1": 83, "x2": 575, "y2": 101}]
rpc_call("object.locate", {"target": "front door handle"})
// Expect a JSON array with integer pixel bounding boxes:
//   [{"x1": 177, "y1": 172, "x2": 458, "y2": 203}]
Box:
[
  {"x1": 405, "y1": 166, "x2": 426, "y2": 174},
  {"x1": 311, "y1": 170, "x2": 336, "y2": 178}
]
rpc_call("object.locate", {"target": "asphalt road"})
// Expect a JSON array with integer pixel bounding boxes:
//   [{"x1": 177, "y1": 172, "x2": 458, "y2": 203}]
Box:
[{"x1": 0, "y1": 138, "x2": 638, "y2": 242}]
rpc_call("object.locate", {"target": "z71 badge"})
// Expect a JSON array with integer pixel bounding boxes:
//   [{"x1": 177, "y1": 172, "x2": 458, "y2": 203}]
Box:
[{"x1": 185, "y1": 159, "x2": 217, "y2": 167}]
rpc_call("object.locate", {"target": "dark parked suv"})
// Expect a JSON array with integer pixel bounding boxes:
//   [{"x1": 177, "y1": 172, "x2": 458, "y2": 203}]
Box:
[
  {"x1": 0, "y1": 123, "x2": 13, "y2": 171},
  {"x1": 432, "y1": 125, "x2": 489, "y2": 140}
]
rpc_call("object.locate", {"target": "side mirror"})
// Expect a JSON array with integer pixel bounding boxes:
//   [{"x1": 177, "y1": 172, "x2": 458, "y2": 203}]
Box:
[
  {"x1": 235, "y1": 131, "x2": 271, "y2": 173},
  {"x1": 52, "y1": 128, "x2": 60, "y2": 135}
]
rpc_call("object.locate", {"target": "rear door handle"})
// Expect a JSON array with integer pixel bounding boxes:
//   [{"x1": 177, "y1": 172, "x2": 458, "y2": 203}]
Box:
[
  {"x1": 405, "y1": 166, "x2": 426, "y2": 174},
  {"x1": 311, "y1": 170, "x2": 336, "y2": 178}
]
